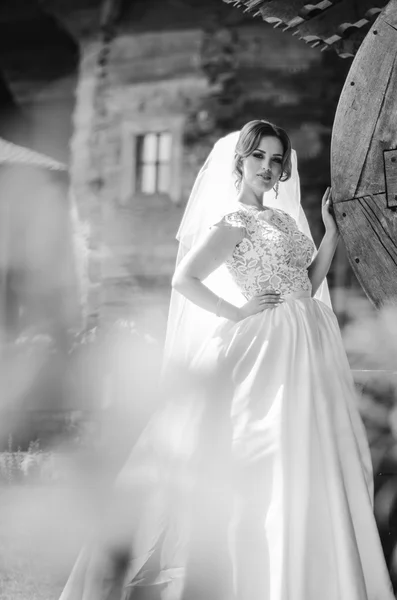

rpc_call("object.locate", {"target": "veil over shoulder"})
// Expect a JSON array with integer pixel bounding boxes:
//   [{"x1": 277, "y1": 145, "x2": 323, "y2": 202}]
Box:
[{"x1": 163, "y1": 131, "x2": 331, "y2": 373}]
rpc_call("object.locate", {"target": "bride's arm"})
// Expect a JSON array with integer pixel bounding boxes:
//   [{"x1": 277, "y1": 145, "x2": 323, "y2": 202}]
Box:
[
  {"x1": 308, "y1": 187, "x2": 340, "y2": 296},
  {"x1": 174, "y1": 222, "x2": 284, "y2": 320},
  {"x1": 172, "y1": 224, "x2": 244, "y2": 322}
]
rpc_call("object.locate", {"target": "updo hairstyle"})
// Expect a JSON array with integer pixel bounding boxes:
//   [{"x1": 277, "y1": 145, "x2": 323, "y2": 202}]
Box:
[{"x1": 233, "y1": 120, "x2": 292, "y2": 189}]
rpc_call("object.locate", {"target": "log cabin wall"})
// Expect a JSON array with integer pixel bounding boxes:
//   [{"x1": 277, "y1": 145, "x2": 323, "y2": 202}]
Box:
[
  {"x1": 66, "y1": 0, "x2": 354, "y2": 337},
  {"x1": 0, "y1": 0, "x2": 357, "y2": 341},
  {"x1": 0, "y1": 0, "x2": 362, "y2": 445}
]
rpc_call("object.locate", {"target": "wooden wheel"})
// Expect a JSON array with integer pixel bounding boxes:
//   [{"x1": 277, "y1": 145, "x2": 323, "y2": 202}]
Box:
[{"x1": 331, "y1": 0, "x2": 397, "y2": 308}]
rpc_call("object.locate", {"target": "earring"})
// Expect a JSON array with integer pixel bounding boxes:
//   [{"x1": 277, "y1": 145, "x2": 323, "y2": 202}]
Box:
[{"x1": 274, "y1": 180, "x2": 279, "y2": 199}]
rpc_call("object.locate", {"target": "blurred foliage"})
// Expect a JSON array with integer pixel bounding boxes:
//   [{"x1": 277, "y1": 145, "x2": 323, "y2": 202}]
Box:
[
  {"x1": 2, "y1": 306, "x2": 397, "y2": 593},
  {"x1": 0, "y1": 437, "x2": 54, "y2": 485},
  {"x1": 0, "y1": 319, "x2": 162, "y2": 477},
  {"x1": 344, "y1": 305, "x2": 397, "y2": 591}
]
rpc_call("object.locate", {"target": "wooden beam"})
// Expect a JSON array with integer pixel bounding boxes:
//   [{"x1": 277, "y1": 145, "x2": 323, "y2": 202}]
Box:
[
  {"x1": 223, "y1": 0, "x2": 389, "y2": 56},
  {"x1": 291, "y1": 1, "x2": 384, "y2": 42},
  {"x1": 331, "y1": 0, "x2": 397, "y2": 307},
  {"x1": 331, "y1": 0, "x2": 397, "y2": 203},
  {"x1": 100, "y1": 0, "x2": 124, "y2": 30},
  {"x1": 333, "y1": 194, "x2": 397, "y2": 308},
  {"x1": 384, "y1": 150, "x2": 397, "y2": 209}
]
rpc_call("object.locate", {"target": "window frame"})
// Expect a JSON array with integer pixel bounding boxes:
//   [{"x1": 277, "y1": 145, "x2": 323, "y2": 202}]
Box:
[
  {"x1": 120, "y1": 116, "x2": 184, "y2": 205},
  {"x1": 135, "y1": 131, "x2": 172, "y2": 195}
]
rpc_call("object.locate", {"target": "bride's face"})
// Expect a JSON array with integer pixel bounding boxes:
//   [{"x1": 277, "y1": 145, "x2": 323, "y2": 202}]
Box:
[{"x1": 242, "y1": 136, "x2": 284, "y2": 194}]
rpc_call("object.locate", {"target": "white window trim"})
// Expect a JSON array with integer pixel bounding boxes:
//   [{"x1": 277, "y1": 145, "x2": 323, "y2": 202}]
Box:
[{"x1": 120, "y1": 116, "x2": 184, "y2": 205}]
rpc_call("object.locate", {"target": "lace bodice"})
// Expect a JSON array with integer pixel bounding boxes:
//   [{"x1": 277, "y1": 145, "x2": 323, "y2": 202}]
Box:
[{"x1": 218, "y1": 205, "x2": 314, "y2": 299}]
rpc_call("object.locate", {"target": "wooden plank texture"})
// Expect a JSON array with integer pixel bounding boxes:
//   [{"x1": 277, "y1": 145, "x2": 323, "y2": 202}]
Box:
[
  {"x1": 253, "y1": 0, "x2": 314, "y2": 22},
  {"x1": 222, "y1": 0, "x2": 390, "y2": 56},
  {"x1": 331, "y1": 0, "x2": 397, "y2": 204},
  {"x1": 333, "y1": 194, "x2": 397, "y2": 307},
  {"x1": 355, "y1": 52, "x2": 397, "y2": 199},
  {"x1": 291, "y1": 1, "x2": 382, "y2": 40},
  {"x1": 385, "y1": 150, "x2": 397, "y2": 209},
  {"x1": 330, "y1": 0, "x2": 397, "y2": 306}
]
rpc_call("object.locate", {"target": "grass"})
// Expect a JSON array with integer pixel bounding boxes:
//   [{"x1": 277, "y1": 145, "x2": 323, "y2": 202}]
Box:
[
  {"x1": 0, "y1": 445, "x2": 91, "y2": 600},
  {"x1": 0, "y1": 544, "x2": 64, "y2": 600},
  {"x1": 0, "y1": 507, "x2": 65, "y2": 600},
  {"x1": 0, "y1": 320, "x2": 159, "y2": 598},
  {"x1": 0, "y1": 440, "x2": 62, "y2": 598}
]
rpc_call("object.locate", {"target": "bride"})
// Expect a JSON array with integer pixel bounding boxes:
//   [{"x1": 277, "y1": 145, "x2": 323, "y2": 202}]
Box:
[{"x1": 60, "y1": 120, "x2": 394, "y2": 600}]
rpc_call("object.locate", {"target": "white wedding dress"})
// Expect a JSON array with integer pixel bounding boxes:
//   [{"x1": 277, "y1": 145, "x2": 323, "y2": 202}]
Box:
[{"x1": 60, "y1": 204, "x2": 394, "y2": 600}]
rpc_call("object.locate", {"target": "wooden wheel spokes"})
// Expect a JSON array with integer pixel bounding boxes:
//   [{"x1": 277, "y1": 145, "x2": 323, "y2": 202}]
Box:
[{"x1": 331, "y1": 0, "x2": 397, "y2": 307}]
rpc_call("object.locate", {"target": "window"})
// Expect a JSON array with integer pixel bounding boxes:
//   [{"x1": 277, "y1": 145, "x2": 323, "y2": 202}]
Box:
[
  {"x1": 135, "y1": 132, "x2": 172, "y2": 195},
  {"x1": 120, "y1": 117, "x2": 183, "y2": 204}
]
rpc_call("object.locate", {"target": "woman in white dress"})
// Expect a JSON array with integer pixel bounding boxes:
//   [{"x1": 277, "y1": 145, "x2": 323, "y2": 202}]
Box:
[{"x1": 59, "y1": 120, "x2": 394, "y2": 600}]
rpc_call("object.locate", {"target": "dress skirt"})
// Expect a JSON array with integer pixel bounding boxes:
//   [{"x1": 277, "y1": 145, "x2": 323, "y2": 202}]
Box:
[{"x1": 59, "y1": 293, "x2": 394, "y2": 600}]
